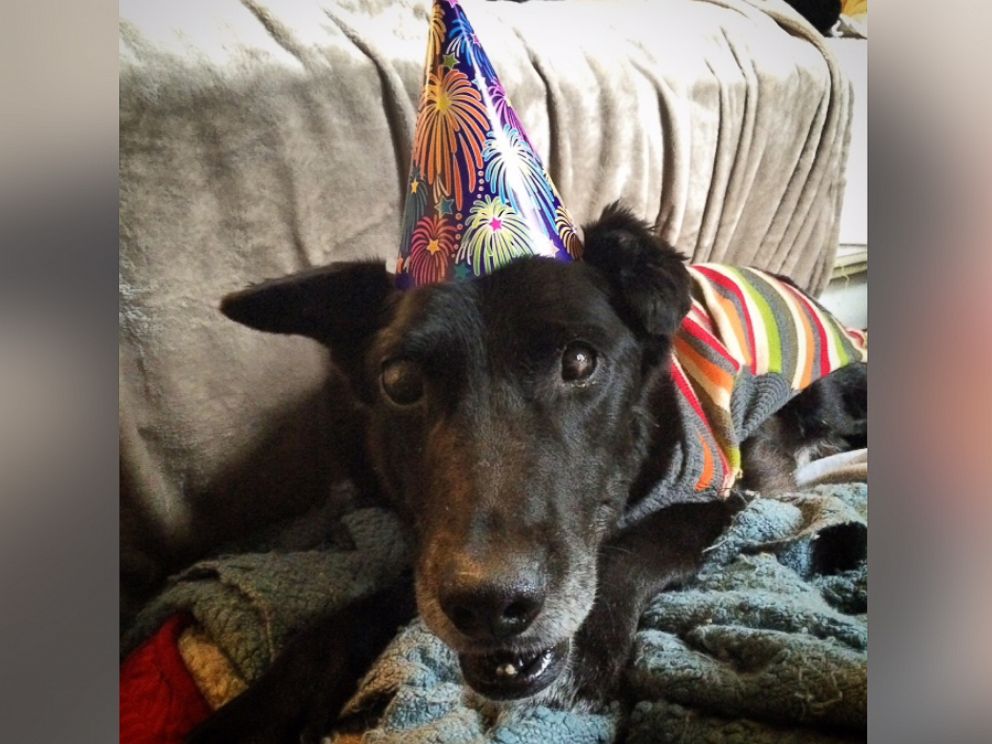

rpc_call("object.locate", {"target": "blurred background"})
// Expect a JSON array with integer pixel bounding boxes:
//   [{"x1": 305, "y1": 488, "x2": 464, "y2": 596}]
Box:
[{"x1": 1, "y1": 0, "x2": 991, "y2": 740}]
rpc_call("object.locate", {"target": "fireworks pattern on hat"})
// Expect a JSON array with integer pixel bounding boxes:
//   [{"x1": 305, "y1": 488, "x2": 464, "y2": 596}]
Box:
[
  {"x1": 413, "y1": 65, "x2": 489, "y2": 211},
  {"x1": 397, "y1": 0, "x2": 582, "y2": 289},
  {"x1": 408, "y1": 214, "x2": 458, "y2": 285},
  {"x1": 457, "y1": 195, "x2": 535, "y2": 275}
]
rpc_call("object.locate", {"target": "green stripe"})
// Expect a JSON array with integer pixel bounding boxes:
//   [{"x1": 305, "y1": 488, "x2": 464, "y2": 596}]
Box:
[
  {"x1": 752, "y1": 271, "x2": 799, "y2": 382},
  {"x1": 807, "y1": 292, "x2": 864, "y2": 367},
  {"x1": 835, "y1": 317, "x2": 866, "y2": 362},
  {"x1": 731, "y1": 268, "x2": 782, "y2": 374},
  {"x1": 826, "y1": 319, "x2": 851, "y2": 368}
]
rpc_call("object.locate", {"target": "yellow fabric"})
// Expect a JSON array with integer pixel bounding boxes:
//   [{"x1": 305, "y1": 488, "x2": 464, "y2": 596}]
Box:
[
  {"x1": 842, "y1": 0, "x2": 867, "y2": 19},
  {"x1": 177, "y1": 625, "x2": 248, "y2": 711}
]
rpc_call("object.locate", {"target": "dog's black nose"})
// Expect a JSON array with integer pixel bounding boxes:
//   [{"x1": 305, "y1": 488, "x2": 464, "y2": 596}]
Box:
[{"x1": 440, "y1": 581, "x2": 545, "y2": 640}]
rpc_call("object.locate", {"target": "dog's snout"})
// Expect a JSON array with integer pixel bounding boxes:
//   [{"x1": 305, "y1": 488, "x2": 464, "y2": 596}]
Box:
[
  {"x1": 439, "y1": 570, "x2": 545, "y2": 641},
  {"x1": 442, "y1": 584, "x2": 544, "y2": 640}
]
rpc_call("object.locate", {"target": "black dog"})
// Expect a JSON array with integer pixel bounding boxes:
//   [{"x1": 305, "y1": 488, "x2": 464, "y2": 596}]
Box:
[{"x1": 189, "y1": 204, "x2": 866, "y2": 742}]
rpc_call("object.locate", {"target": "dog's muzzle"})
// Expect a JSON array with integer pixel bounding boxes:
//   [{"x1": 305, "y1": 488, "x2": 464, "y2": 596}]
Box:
[{"x1": 458, "y1": 639, "x2": 570, "y2": 699}]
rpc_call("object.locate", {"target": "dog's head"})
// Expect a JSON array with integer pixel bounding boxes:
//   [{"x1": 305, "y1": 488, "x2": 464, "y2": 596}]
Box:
[{"x1": 221, "y1": 203, "x2": 691, "y2": 700}]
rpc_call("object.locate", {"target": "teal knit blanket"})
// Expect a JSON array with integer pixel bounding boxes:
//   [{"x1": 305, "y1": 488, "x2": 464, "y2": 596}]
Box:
[{"x1": 124, "y1": 483, "x2": 867, "y2": 743}]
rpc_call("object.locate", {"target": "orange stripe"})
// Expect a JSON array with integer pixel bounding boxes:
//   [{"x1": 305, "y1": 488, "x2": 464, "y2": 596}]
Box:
[
  {"x1": 794, "y1": 297, "x2": 817, "y2": 388},
  {"x1": 695, "y1": 265, "x2": 759, "y2": 371},
  {"x1": 708, "y1": 290, "x2": 752, "y2": 369},
  {"x1": 696, "y1": 431, "x2": 715, "y2": 491},
  {"x1": 673, "y1": 336, "x2": 736, "y2": 401}
]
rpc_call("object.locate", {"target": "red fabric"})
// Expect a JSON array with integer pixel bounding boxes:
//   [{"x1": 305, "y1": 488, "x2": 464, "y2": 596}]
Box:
[{"x1": 120, "y1": 613, "x2": 212, "y2": 744}]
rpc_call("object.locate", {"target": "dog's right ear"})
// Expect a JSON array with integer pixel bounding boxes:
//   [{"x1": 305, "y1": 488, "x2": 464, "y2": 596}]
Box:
[
  {"x1": 221, "y1": 260, "x2": 395, "y2": 397},
  {"x1": 581, "y1": 202, "x2": 692, "y2": 339}
]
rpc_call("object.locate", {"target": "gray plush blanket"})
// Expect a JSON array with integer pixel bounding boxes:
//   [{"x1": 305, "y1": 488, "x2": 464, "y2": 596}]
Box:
[{"x1": 124, "y1": 482, "x2": 867, "y2": 743}]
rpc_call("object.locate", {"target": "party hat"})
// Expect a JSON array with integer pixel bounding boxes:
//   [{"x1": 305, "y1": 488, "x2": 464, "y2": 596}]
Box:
[{"x1": 395, "y1": 0, "x2": 582, "y2": 289}]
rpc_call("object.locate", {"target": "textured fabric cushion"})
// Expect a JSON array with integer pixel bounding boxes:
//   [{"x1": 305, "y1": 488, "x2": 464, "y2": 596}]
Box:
[{"x1": 119, "y1": 0, "x2": 852, "y2": 595}]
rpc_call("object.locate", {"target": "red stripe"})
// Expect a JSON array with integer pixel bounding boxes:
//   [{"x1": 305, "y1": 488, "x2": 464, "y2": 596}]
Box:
[
  {"x1": 680, "y1": 316, "x2": 740, "y2": 370},
  {"x1": 673, "y1": 363, "x2": 715, "y2": 492},
  {"x1": 670, "y1": 359, "x2": 732, "y2": 492},
  {"x1": 780, "y1": 280, "x2": 831, "y2": 377},
  {"x1": 670, "y1": 361, "x2": 708, "y2": 421},
  {"x1": 688, "y1": 301, "x2": 715, "y2": 333},
  {"x1": 693, "y1": 266, "x2": 758, "y2": 373},
  {"x1": 689, "y1": 301, "x2": 708, "y2": 318}
]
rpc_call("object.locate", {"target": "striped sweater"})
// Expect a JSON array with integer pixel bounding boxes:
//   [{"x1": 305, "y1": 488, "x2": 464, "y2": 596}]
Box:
[{"x1": 625, "y1": 264, "x2": 867, "y2": 524}]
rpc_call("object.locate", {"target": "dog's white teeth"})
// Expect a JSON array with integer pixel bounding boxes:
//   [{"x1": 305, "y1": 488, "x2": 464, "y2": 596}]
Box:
[{"x1": 495, "y1": 662, "x2": 518, "y2": 678}]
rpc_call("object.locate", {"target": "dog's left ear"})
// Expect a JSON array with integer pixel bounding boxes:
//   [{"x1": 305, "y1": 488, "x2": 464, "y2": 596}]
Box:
[
  {"x1": 219, "y1": 260, "x2": 396, "y2": 399},
  {"x1": 582, "y1": 202, "x2": 692, "y2": 338}
]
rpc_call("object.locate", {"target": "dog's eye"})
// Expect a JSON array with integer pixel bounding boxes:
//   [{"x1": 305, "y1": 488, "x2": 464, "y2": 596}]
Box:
[
  {"x1": 561, "y1": 342, "x2": 597, "y2": 382},
  {"x1": 381, "y1": 359, "x2": 424, "y2": 406}
]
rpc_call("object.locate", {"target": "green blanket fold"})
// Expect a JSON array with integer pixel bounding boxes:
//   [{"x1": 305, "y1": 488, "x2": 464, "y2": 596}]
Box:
[
  {"x1": 123, "y1": 483, "x2": 867, "y2": 743},
  {"x1": 121, "y1": 507, "x2": 411, "y2": 681}
]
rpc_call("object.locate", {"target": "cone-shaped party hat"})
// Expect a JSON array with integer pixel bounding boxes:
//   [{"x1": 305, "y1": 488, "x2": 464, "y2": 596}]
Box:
[{"x1": 395, "y1": 0, "x2": 582, "y2": 289}]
